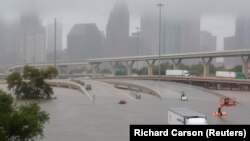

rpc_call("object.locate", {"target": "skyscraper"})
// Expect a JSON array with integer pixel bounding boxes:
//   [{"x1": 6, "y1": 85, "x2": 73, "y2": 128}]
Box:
[
  {"x1": 105, "y1": 0, "x2": 130, "y2": 57},
  {"x1": 0, "y1": 15, "x2": 3, "y2": 51},
  {"x1": 2, "y1": 21, "x2": 20, "y2": 65},
  {"x1": 18, "y1": 3, "x2": 46, "y2": 63},
  {"x1": 200, "y1": 31, "x2": 217, "y2": 52},
  {"x1": 141, "y1": 9, "x2": 200, "y2": 57},
  {"x1": 0, "y1": 15, "x2": 5, "y2": 66},
  {"x1": 224, "y1": 16, "x2": 250, "y2": 67},
  {"x1": 179, "y1": 17, "x2": 201, "y2": 54},
  {"x1": 67, "y1": 23, "x2": 104, "y2": 60},
  {"x1": 235, "y1": 16, "x2": 250, "y2": 49},
  {"x1": 164, "y1": 20, "x2": 181, "y2": 54},
  {"x1": 140, "y1": 10, "x2": 159, "y2": 55}
]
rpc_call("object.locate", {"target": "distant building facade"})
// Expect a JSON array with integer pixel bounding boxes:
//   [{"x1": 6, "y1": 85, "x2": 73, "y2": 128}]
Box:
[
  {"x1": 140, "y1": 9, "x2": 201, "y2": 56},
  {"x1": 140, "y1": 10, "x2": 159, "y2": 55},
  {"x1": 18, "y1": 7, "x2": 46, "y2": 63},
  {"x1": 3, "y1": 22, "x2": 20, "y2": 65},
  {"x1": 129, "y1": 30, "x2": 144, "y2": 56},
  {"x1": 105, "y1": 0, "x2": 130, "y2": 57},
  {"x1": 200, "y1": 31, "x2": 217, "y2": 52},
  {"x1": 179, "y1": 17, "x2": 201, "y2": 54},
  {"x1": 67, "y1": 23, "x2": 104, "y2": 60},
  {"x1": 224, "y1": 16, "x2": 250, "y2": 67}
]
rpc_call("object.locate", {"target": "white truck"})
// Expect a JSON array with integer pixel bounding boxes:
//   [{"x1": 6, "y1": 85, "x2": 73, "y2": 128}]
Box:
[
  {"x1": 168, "y1": 108, "x2": 208, "y2": 125},
  {"x1": 166, "y1": 70, "x2": 190, "y2": 77},
  {"x1": 216, "y1": 71, "x2": 235, "y2": 78}
]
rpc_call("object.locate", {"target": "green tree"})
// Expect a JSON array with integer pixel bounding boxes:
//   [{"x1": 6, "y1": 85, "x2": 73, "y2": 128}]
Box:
[
  {"x1": 232, "y1": 65, "x2": 242, "y2": 72},
  {"x1": 7, "y1": 66, "x2": 57, "y2": 99},
  {"x1": 0, "y1": 90, "x2": 49, "y2": 141},
  {"x1": 6, "y1": 72, "x2": 22, "y2": 93},
  {"x1": 138, "y1": 67, "x2": 148, "y2": 75},
  {"x1": 23, "y1": 65, "x2": 40, "y2": 80},
  {"x1": 43, "y1": 66, "x2": 58, "y2": 79}
]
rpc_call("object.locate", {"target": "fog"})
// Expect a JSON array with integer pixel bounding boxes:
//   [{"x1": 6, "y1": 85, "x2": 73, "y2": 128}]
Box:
[
  {"x1": 0, "y1": 0, "x2": 249, "y2": 67},
  {"x1": 1, "y1": 0, "x2": 250, "y2": 32}
]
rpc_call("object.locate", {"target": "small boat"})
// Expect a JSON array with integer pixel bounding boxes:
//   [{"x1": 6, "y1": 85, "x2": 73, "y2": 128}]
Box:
[{"x1": 118, "y1": 99, "x2": 127, "y2": 104}]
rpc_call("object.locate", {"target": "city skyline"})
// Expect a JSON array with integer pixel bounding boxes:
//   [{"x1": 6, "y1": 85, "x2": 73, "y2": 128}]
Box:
[{"x1": 1, "y1": 0, "x2": 249, "y2": 49}]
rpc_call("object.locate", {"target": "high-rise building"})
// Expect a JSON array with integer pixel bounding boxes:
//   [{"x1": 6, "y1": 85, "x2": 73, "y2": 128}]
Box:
[
  {"x1": 179, "y1": 18, "x2": 201, "y2": 54},
  {"x1": 105, "y1": 0, "x2": 130, "y2": 57},
  {"x1": 129, "y1": 30, "x2": 144, "y2": 56},
  {"x1": 0, "y1": 15, "x2": 5, "y2": 67},
  {"x1": 141, "y1": 9, "x2": 200, "y2": 57},
  {"x1": 2, "y1": 21, "x2": 20, "y2": 65},
  {"x1": 200, "y1": 31, "x2": 217, "y2": 52},
  {"x1": 235, "y1": 16, "x2": 250, "y2": 49},
  {"x1": 67, "y1": 23, "x2": 104, "y2": 60},
  {"x1": 224, "y1": 16, "x2": 250, "y2": 67},
  {"x1": 140, "y1": 10, "x2": 159, "y2": 55},
  {"x1": 164, "y1": 20, "x2": 181, "y2": 54},
  {"x1": 19, "y1": 5, "x2": 46, "y2": 63},
  {"x1": 0, "y1": 15, "x2": 3, "y2": 51}
]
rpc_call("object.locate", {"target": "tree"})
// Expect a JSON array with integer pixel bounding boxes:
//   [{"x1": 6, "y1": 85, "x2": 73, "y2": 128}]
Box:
[
  {"x1": 6, "y1": 66, "x2": 57, "y2": 99},
  {"x1": 0, "y1": 90, "x2": 49, "y2": 141},
  {"x1": 232, "y1": 65, "x2": 242, "y2": 72},
  {"x1": 43, "y1": 66, "x2": 58, "y2": 79}
]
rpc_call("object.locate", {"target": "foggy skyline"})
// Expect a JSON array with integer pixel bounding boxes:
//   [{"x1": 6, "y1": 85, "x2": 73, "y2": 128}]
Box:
[{"x1": 0, "y1": 0, "x2": 250, "y2": 49}]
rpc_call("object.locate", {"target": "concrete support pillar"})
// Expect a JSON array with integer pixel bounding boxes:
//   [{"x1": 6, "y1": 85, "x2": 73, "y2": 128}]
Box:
[
  {"x1": 125, "y1": 61, "x2": 135, "y2": 76},
  {"x1": 201, "y1": 57, "x2": 212, "y2": 77},
  {"x1": 241, "y1": 56, "x2": 250, "y2": 78},
  {"x1": 57, "y1": 65, "x2": 68, "y2": 74},
  {"x1": 146, "y1": 60, "x2": 156, "y2": 75},
  {"x1": 217, "y1": 83, "x2": 222, "y2": 90},
  {"x1": 171, "y1": 59, "x2": 182, "y2": 70},
  {"x1": 90, "y1": 63, "x2": 100, "y2": 77},
  {"x1": 109, "y1": 62, "x2": 118, "y2": 76}
]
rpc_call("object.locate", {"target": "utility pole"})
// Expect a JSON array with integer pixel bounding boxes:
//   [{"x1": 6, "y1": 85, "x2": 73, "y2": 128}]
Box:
[
  {"x1": 54, "y1": 18, "x2": 57, "y2": 68},
  {"x1": 157, "y1": 3, "x2": 164, "y2": 82},
  {"x1": 136, "y1": 27, "x2": 140, "y2": 74}
]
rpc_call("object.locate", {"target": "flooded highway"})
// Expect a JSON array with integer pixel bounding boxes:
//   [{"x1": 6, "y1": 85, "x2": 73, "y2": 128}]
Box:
[{"x1": 0, "y1": 79, "x2": 250, "y2": 141}]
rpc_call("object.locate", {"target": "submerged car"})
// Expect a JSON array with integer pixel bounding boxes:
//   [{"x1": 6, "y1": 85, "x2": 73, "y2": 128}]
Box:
[{"x1": 85, "y1": 84, "x2": 92, "y2": 90}]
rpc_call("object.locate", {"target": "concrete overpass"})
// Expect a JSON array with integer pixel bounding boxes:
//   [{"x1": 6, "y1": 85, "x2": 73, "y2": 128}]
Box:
[
  {"x1": 94, "y1": 75, "x2": 250, "y2": 91},
  {"x1": 7, "y1": 61, "x2": 89, "y2": 72},
  {"x1": 6, "y1": 49, "x2": 250, "y2": 77}
]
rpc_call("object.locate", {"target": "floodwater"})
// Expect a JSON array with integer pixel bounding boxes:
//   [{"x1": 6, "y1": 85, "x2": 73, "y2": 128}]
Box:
[{"x1": 1, "y1": 79, "x2": 250, "y2": 141}]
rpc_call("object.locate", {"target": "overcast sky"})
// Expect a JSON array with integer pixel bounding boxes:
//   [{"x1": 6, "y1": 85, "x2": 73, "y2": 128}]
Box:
[{"x1": 1, "y1": 0, "x2": 249, "y2": 49}]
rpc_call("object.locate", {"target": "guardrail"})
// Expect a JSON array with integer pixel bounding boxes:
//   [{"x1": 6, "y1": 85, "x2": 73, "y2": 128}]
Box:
[
  {"x1": 94, "y1": 75, "x2": 250, "y2": 91},
  {"x1": 95, "y1": 75, "x2": 250, "y2": 85},
  {"x1": 45, "y1": 79, "x2": 93, "y2": 101},
  {"x1": 101, "y1": 80, "x2": 161, "y2": 99}
]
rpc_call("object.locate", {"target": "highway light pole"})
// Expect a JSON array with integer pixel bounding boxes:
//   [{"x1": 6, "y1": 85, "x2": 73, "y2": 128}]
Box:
[
  {"x1": 157, "y1": 3, "x2": 164, "y2": 82},
  {"x1": 136, "y1": 27, "x2": 140, "y2": 74},
  {"x1": 54, "y1": 18, "x2": 57, "y2": 68}
]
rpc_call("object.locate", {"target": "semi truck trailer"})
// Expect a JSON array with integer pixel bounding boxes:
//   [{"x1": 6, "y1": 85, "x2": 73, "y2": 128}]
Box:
[
  {"x1": 166, "y1": 70, "x2": 190, "y2": 76},
  {"x1": 168, "y1": 108, "x2": 208, "y2": 125}
]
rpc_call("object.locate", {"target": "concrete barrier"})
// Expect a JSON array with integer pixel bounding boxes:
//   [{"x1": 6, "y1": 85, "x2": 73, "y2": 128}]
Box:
[{"x1": 101, "y1": 80, "x2": 161, "y2": 99}]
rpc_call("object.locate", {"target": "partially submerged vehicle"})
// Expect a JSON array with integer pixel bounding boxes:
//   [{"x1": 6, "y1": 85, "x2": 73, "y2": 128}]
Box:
[{"x1": 118, "y1": 99, "x2": 127, "y2": 104}]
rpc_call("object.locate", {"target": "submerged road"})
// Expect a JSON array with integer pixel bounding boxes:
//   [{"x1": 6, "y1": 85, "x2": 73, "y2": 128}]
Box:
[{"x1": 0, "y1": 79, "x2": 249, "y2": 141}]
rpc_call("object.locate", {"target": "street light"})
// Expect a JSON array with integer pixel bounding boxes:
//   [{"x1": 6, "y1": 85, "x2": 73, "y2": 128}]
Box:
[
  {"x1": 136, "y1": 27, "x2": 140, "y2": 74},
  {"x1": 157, "y1": 3, "x2": 164, "y2": 82},
  {"x1": 54, "y1": 18, "x2": 57, "y2": 68}
]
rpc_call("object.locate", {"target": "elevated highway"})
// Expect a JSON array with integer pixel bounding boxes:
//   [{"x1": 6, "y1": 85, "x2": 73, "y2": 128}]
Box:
[
  {"x1": 6, "y1": 49, "x2": 250, "y2": 78},
  {"x1": 95, "y1": 75, "x2": 250, "y2": 91}
]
